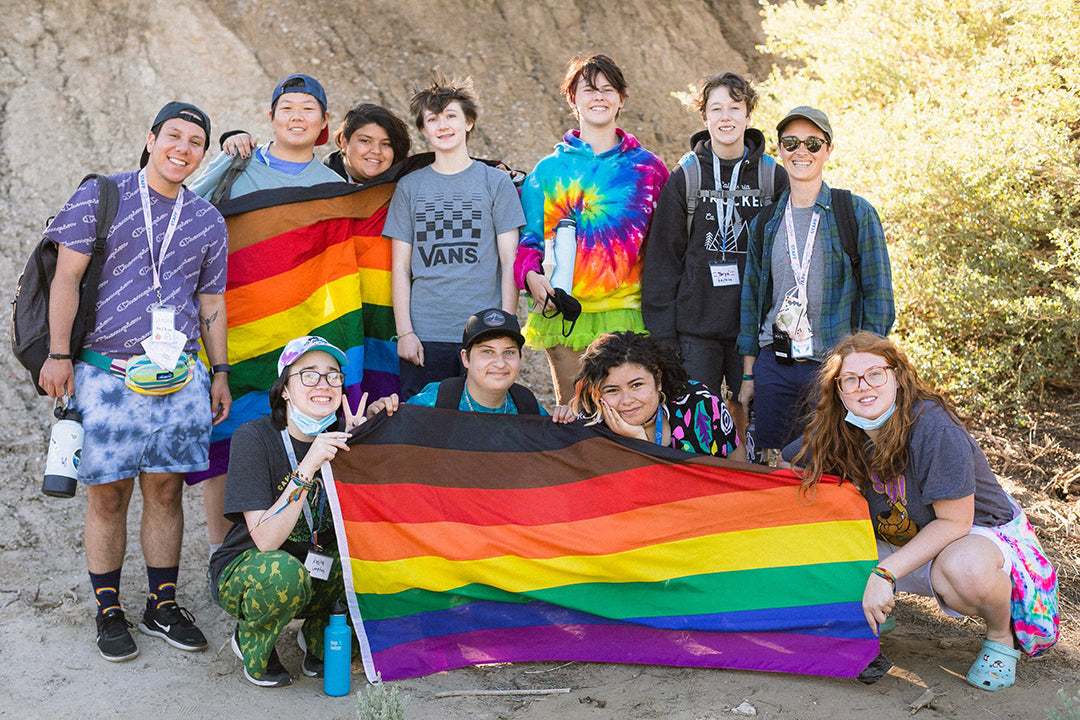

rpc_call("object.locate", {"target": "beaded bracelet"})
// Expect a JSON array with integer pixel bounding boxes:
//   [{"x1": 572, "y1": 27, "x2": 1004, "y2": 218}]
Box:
[{"x1": 870, "y1": 566, "x2": 897, "y2": 592}]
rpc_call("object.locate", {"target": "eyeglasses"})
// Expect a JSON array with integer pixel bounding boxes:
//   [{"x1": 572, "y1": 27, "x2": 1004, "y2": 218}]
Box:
[
  {"x1": 289, "y1": 370, "x2": 345, "y2": 387},
  {"x1": 836, "y1": 366, "x2": 892, "y2": 394},
  {"x1": 779, "y1": 135, "x2": 828, "y2": 154}
]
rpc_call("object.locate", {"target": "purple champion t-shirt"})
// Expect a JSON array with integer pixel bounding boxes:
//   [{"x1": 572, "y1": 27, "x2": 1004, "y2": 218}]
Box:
[{"x1": 44, "y1": 171, "x2": 228, "y2": 359}]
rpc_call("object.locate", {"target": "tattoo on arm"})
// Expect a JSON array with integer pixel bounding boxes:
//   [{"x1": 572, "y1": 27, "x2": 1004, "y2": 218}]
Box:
[{"x1": 200, "y1": 310, "x2": 219, "y2": 331}]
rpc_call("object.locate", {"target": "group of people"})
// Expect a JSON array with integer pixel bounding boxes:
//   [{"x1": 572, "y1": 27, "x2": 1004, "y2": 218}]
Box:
[{"x1": 38, "y1": 52, "x2": 1056, "y2": 692}]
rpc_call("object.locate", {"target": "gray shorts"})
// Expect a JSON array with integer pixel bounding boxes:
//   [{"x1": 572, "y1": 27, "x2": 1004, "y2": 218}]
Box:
[{"x1": 71, "y1": 360, "x2": 211, "y2": 485}]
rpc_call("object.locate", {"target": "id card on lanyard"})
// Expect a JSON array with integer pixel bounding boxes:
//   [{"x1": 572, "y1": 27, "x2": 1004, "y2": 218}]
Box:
[
  {"x1": 709, "y1": 151, "x2": 745, "y2": 287},
  {"x1": 138, "y1": 170, "x2": 188, "y2": 369},
  {"x1": 783, "y1": 201, "x2": 820, "y2": 358},
  {"x1": 280, "y1": 429, "x2": 333, "y2": 581}
]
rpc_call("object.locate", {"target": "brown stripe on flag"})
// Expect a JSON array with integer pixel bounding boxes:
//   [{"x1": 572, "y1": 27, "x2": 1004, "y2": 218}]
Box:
[{"x1": 225, "y1": 184, "x2": 395, "y2": 252}]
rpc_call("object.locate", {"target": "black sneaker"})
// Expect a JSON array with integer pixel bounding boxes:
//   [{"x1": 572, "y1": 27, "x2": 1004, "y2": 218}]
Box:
[
  {"x1": 232, "y1": 625, "x2": 292, "y2": 688},
  {"x1": 137, "y1": 599, "x2": 208, "y2": 651},
  {"x1": 95, "y1": 608, "x2": 139, "y2": 662},
  {"x1": 297, "y1": 629, "x2": 324, "y2": 678}
]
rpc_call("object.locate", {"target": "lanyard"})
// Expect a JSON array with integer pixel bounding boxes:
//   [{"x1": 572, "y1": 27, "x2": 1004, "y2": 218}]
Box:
[
  {"x1": 712, "y1": 149, "x2": 745, "y2": 257},
  {"x1": 783, "y1": 201, "x2": 821, "y2": 303},
  {"x1": 137, "y1": 169, "x2": 185, "y2": 304},
  {"x1": 651, "y1": 406, "x2": 666, "y2": 445},
  {"x1": 280, "y1": 429, "x2": 322, "y2": 549}
]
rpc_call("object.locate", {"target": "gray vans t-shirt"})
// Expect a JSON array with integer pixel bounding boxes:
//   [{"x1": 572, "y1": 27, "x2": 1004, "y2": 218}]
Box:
[{"x1": 383, "y1": 161, "x2": 525, "y2": 343}]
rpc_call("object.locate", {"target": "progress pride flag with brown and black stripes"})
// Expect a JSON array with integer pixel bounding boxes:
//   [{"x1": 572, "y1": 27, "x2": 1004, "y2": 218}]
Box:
[{"x1": 324, "y1": 404, "x2": 880, "y2": 681}]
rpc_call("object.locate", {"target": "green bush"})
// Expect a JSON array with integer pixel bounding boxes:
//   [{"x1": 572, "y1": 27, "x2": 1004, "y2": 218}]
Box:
[
  {"x1": 1047, "y1": 688, "x2": 1080, "y2": 720},
  {"x1": 756, "y1": 0, "x2": 1080, "y2": 419},
  {"x1": 356, "y1": 674, "x2": 410, "y2": 720}
]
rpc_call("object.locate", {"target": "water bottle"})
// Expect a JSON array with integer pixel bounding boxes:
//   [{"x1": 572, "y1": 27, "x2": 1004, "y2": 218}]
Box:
[
  {"x1": 323, "y1": 599, "x2": 351, "y2": 696},
  {"x1": 42, "y1": 402, "x2": 83, "y2": 498},
  {"x1": 550, "y1": 218, "x2": 577, "y2": 293}
]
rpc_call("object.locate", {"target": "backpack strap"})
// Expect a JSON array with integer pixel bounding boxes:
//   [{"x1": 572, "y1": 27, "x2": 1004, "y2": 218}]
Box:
[
  {"x1": 74, "y1": 173, "x2": 119, "y2": 335},
  {"x1": 830, "y1": 188, "x2": 863, "y2": 330},
  {"x1": 434, "y1": 375, "x2": 541, "y2": 415},
  {"x1": 753, "y1": 200, "x2": 778, "y2": 329},
  {"x1": 506, "y1": 383, "x2": 541, "y2": 415},
  {"x1": 210, "y1": 152, "x2": 253, "y2": 206},
  {"x1": 758, "y1": 154, "x2": 777, "y2": 201},
  {"x1": 434, "y1": 376, "x2": 467, "y2": 409},
  {"x1": 677, "y1": 151, "x2": 701, "y2": 238}
]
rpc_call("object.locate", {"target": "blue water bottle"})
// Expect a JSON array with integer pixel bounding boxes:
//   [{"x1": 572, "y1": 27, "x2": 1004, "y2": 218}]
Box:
[{"x1": 323, "y1": 599, "x2": 351, "y2": 696}]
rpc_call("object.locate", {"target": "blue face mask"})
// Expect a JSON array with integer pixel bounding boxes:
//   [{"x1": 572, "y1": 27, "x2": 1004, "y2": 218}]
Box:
[
  {"x1": 844, "y1": 401, "x2": 896, "y2": 432},
  {"x1": 289, "y1": 402, "x2": 337, "y2": 436}
]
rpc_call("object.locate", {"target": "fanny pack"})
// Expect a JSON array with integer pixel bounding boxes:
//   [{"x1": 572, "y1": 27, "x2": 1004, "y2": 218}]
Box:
[{"x1": 80, "y1": 349, "x2": 196, "y2": 395}]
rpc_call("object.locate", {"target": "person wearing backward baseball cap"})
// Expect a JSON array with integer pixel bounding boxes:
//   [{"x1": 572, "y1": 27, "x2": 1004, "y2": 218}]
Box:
[
  {"x1": 186, "y1": 74, "x2": 346, "y2": 553},
  {"x1": 190, "y1": 72, "x2": 342, "y2": 202},
  {"x1": 39, "y1": 99, "x2": 231, "y2": 662},
  {"x1": 736, "y1": 105, "x2": 895, "y2": 460},
  {"x1": 405, "y1": 309, "x2": 546, "y2": 415}
]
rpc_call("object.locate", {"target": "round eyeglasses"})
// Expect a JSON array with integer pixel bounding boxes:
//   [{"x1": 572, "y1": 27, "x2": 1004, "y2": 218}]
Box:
[{"x1": 836, "y1": 366, "x2": 892, "y2": 394}]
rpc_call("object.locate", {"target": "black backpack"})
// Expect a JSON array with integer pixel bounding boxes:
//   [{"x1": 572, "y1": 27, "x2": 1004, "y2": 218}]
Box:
[
  {"x1": 434, "y1": 376, "x2": 541, "y2": 415},
  {"x1": 754, "y1": 188, "x2": 864, "y2": 329},
  {"x1": 10, "y1": 174, "x2": 119, "y2": 395}
]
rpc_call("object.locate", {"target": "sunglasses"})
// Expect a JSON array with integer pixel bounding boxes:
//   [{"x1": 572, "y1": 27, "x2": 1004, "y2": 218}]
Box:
[{"x1": 779, "y1": 135, "x2": 828, "y2": 154}]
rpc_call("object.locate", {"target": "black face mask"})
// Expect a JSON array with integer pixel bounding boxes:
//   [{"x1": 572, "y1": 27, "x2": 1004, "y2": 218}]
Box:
[{"x1": 542, "y1": 288, "x2": 582, "y2": 338}]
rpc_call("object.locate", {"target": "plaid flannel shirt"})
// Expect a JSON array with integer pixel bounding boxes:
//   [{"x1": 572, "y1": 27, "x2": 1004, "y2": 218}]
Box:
[{"x1": 736, "y1": 182, "x2": 894, "y2": 357}]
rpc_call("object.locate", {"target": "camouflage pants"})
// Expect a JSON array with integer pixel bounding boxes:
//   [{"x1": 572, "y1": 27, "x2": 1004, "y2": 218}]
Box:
[{"x1": 216, "y1": 548, "x2": 345, "y2": 679}]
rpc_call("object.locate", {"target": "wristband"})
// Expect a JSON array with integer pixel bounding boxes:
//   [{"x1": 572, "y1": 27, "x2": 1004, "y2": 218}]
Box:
[
  {"x1": 391, "y1": 330, "x2": 416, "y2": 341},
  {"x1": 211, "y1": 364, "x2": 231, "y2": 374},
  {"x1": 48, "y1": 353, "x2": 73, "y2": 360},
  {"x1": 870, "y1": 566, "x2": 897, "y2": 593},
  {"x1": 742, "y1": 373, "x2": 754, "y2": 381}
]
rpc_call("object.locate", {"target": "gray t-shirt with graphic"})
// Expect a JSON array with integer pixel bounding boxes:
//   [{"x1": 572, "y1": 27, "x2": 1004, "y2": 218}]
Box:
[
  {"x1": 383, "y1": 161, "x2": 524, "y2": 343},
  {"x1": 759, "y1": 204, "x2": 826, "y2": 358}
]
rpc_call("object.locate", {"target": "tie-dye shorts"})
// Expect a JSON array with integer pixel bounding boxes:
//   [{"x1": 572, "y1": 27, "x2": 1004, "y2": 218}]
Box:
[{"x1": 71, "y1": 360, "x2": 211, "y2": 484}]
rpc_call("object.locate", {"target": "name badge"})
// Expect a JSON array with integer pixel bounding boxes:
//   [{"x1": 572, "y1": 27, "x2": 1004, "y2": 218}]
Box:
[
  {"x1": 709, "y1": 262, "x2": 740, "y2": 287},
  {"x1": 150, "y1": 305, "x2": 176, "y2": 345},
  {"x1": 304, "y1": 549, "x2": 333, "y2": 581}
]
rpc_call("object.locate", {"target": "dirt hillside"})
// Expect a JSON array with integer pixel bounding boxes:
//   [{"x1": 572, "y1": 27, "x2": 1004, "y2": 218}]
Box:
[{"x1": 0, "y1": 2, "x2": 1076, "y2": 719}]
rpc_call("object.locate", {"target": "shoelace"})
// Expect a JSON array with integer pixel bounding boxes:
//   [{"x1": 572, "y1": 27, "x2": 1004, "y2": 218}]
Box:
[{"x1": 157, "y1": 602, "x2": 197, "y2": 626}]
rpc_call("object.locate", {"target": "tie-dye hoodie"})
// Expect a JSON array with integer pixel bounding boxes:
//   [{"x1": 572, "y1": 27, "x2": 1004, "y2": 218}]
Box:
[{"x1": 514, "y1": 129, "x2": 669, "y2": 313}]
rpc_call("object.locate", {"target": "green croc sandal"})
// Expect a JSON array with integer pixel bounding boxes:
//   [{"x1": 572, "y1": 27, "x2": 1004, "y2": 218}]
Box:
[{"x1": 965, "y1": 639, "x2": 1020, "y2": 691}]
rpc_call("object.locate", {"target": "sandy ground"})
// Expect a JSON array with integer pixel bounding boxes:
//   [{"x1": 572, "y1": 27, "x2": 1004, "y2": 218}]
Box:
[{"x1": 1, "y1": 346, "x2": 1077, "y2": 720}]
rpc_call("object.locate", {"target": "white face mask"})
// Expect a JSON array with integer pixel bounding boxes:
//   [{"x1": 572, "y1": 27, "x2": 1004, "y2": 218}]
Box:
[
  {"x1": 288, "y1": 401, "x2": 337, "y2": 436},
  {"x1": 844, "y1": 401, "x2": 896, "y2": 432}
]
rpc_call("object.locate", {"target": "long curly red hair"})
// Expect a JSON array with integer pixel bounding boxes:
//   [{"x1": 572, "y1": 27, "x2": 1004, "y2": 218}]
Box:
[{"x1": 792, "y1": 331, "x2": 965, "y2": 493}]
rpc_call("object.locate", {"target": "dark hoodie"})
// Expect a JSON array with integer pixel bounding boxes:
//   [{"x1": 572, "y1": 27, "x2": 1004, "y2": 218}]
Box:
[{"x1": 642, "y1": 128, "x2": 788, "y2": 344}]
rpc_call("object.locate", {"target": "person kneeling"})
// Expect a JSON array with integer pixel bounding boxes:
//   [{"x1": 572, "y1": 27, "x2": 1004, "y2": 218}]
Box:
[
  {"x1": 209, "y1": 336, "x2": 398, "y2": 687},
  {"x1": 784, "y1": 331, "x2": 1058, "y2": 691},
  {"x1": 406, "y1": 308, "x2": 544, "y2": 415}
]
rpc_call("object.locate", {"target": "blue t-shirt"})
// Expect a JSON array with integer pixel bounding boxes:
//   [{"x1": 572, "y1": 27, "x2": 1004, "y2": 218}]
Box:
[{"x1": 407, "y1": 381, "x2": 548, "y2": 415}]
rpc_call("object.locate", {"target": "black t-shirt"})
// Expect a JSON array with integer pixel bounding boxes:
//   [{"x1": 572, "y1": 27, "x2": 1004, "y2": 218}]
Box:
[{"x1": 207, "y1": 415, "x2": 336, "y2": 602}]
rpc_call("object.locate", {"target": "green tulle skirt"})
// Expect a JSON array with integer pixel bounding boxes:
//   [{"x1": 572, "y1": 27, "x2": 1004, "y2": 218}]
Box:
[{"x1": 522, "y1": 307, "x2": 646, "y2": 351}]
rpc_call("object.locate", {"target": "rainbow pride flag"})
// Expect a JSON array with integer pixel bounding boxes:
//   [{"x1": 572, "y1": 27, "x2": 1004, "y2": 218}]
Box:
[
  {"x1": 189, "y1": 183, "x2": 399, "y2": 482},
  {"x1": 324, "y1": 406, "x2": 880, "y2": 682}
]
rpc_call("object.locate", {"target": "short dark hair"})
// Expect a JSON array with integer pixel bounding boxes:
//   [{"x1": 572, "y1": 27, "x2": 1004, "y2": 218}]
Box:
[
  {"x1": 409, "y1": 73, "x2": 478, "y2": 132},
  {"x1": 696, "y1": 72, "x2": 758, "y2": 119},
  {"x1": 561, "y1": 54, "x2": 628, "y2": 105},
  {"x1": 332, "y1": 103, "x2": 412, "y2": 167},
  {"x1": 570, "y1": 332, "x2": 689, "y2": 424}
]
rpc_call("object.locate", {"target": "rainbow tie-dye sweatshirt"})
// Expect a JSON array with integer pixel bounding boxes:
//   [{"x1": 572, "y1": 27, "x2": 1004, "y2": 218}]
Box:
[{"x1": 514, "y1": 129, "x2": 669, "y2": 313}]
